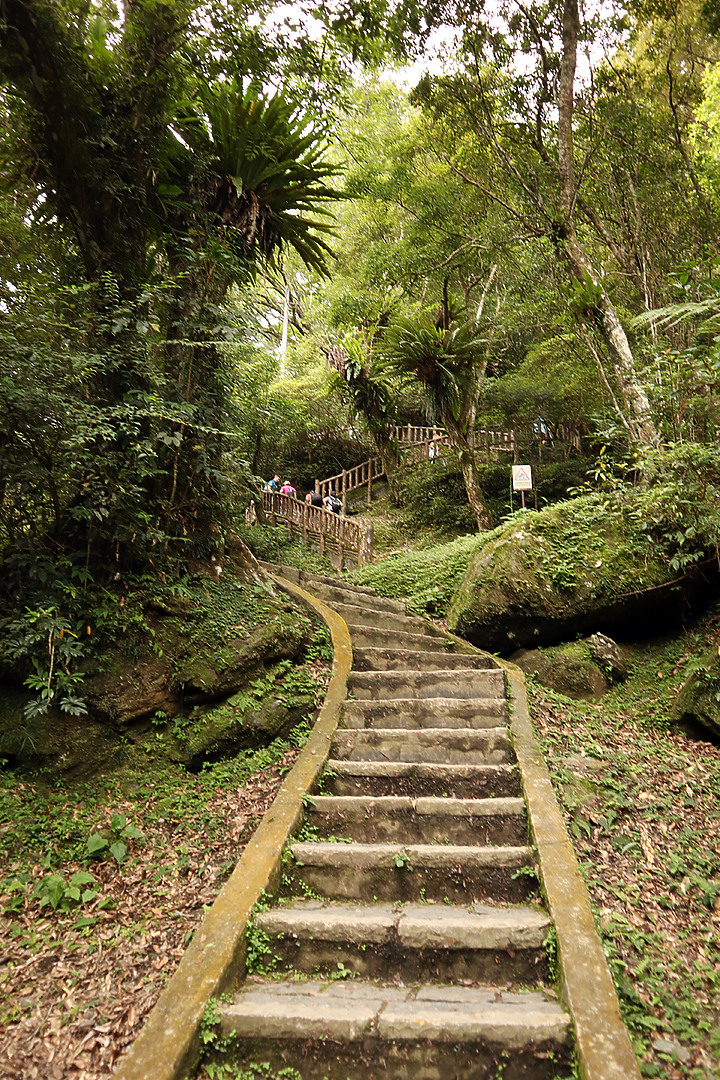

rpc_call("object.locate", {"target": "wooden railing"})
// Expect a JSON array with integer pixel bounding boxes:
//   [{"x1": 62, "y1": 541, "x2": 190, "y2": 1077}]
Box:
[
  {"x1": 316, "y1": 457, "x2": 386, "y2": 506},
  {"x1": 316, "y1": 427, "x2": 515, "y2": 508},
  {"x1": 245, "y1": 425, "x2": 513, "y2": 566},
  {"x1": 246, "y1": 491, "x2": 374, "y2": 569}
]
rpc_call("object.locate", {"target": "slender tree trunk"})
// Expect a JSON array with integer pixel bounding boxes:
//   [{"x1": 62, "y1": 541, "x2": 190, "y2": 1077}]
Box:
[
  {"x1": 373, "y1": 429, "x2": 402, "y2": 503},
  {"x1": 557, "y1": 0, "x2": 657, "y2": 445},
  {"x1": 443, "y1": 415, "x2": 493, "y2": 531}
]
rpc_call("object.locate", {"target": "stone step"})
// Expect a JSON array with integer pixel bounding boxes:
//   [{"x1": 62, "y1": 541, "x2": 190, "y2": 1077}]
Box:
[
  {"x1": 219, "y1": 980, "x2": 572, "y2": 1080},
  {"x1": 260, "y1": 563, "x2": 376, "y2": 596},
  {"x1": 347, "y1": 624, "x2": 472, "y2": 652},
  {"x1": 284, "y1": 842, "x2": 536, "y2": 904},
  {"x1": 297, "y1": 580, "x2": 409, "y2": 615},
  {"x1": 341, "y1": 696, "x2": 508, "y2": 729},
  {"x1": 329, "y1": 599, "x2": 448, "y2": 637},
  {"x1": 348, "y1": 669, "x2": 504, "y2": 701},
  {"x1": 331, "y1": 727, "x2": 513, "y2": 766},
  {"x1": 323, "y1": 760, "x2": 522, "y2": 799},
  {"x1": 262, "y1": 563, "x2": 406, "y2": 610},
  {"x1": 352, "y1": 647, "x2": 495, "y2": 673},
  {"x1": 306, "y1": 795, "x2": 527, "y2": 846},
  {"x1": 255, "y1": 900, "x2": 552, "y2": 985}
]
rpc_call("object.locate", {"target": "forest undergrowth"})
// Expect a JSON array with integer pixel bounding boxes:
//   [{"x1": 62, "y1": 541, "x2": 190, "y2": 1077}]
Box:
[
  {"x1": 0, "y1": 703, "x2": 326, "y2": 1079},
  {"x1": 529, "y1": 622, "x2": 720, "y2": 1080}
]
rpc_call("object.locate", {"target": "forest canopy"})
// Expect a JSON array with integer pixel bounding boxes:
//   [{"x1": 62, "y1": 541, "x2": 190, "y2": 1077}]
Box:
[{"x1": 3, "y1": 0, "x2": 720, "y2": 717}]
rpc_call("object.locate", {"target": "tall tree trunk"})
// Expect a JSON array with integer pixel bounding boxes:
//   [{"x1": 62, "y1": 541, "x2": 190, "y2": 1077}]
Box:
[
  {"x1": 557, "y1": 0, "x2": 657, "y2": 445},
  {"x1": 373, "y1": 429, "x2": 402, "y2": 503},
  {"x1": 443, "y1": 415, "x2": 493, "y2": 531}
]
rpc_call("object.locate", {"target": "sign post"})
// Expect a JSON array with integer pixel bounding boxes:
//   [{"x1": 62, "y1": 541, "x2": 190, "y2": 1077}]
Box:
[{"x1": 512, "y1": 464, "x2": 533, "y2": 510}]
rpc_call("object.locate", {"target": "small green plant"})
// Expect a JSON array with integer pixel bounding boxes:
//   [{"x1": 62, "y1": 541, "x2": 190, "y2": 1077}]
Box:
[
  {"x1": 199, "y1": 994, "x2": 237, "y2": 1059},
  {"x1": 33, "y1": 870, "x2": 99, "y2": 911},
  {"x1": 86, "y1": 812, "x2": 143, "y2": 865},
  {"x1": 392, "y1": 851, "x2": 413, "y2": 871},
  {"x1": 544, "y1": 925, "x2": 558, "y2": 981}
]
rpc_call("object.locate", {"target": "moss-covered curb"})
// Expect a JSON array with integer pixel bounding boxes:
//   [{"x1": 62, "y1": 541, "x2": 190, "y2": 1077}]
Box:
[
  {"x1": 113, "y1": 575, "x2": 352, "y2": 1080},
  {"x1": 505, "y1": 664, "x2": 641, "y2": 1080}
]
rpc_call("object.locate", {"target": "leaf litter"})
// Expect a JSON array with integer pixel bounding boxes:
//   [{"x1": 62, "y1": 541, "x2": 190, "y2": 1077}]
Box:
[
  {"x1": 529, "y1": 626, "x2": 720, "y2": 1080},
  {"x1": 0, "y1": 748, "x2": 302, "y2": 1080}
]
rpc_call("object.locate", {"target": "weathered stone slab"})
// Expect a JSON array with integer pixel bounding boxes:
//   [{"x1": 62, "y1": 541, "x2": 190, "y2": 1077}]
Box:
[
  {"x1": 331, "y1": 727, "x2": 512, "y2": 765},
  {"x1": 341, "y1": 696, "x2": 507, "y2": 729},
  {"x1": 348, "y1": 669, "x2": 503, "y2": 701},
  {"x1": 323, "y1": 760, "x2": 521, "y2": 799}
]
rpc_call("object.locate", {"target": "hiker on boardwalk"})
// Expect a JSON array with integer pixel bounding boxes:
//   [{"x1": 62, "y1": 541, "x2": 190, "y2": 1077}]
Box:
[
  {"x1": 324, "y1": 490, "x2": 342, "y2": 514},
  {"x1": 280, "y1": 480, "x2": 297, "y2": 498},
  {"x1": 306, "y1": 491, "x2": 323, "y2": 508},
  {"x1": 264, "y1": 474, "x2": 281, "y2": 492}
]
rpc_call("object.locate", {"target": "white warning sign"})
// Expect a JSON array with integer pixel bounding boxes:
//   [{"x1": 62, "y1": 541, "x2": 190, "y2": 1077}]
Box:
[{"x1": 512, "y1": 465, "x2": 533, "y2": 491}]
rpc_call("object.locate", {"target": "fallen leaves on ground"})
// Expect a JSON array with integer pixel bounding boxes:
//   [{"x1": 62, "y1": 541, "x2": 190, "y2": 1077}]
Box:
[
  {"x1": 531, "y1": 664, "x2": 720, "y2": 1080},
  {"x1": 0, "y1": 752, "x2": 299, "y2": 1080}
]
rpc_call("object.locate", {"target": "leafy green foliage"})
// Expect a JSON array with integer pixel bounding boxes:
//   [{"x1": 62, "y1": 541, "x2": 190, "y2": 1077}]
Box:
[
  {"x1": 33, "y1": 871, "x2": 99, "y2": 912},
  {"x1": 85, "y1": 814, "x2": 144, "y2": 867},
  {"x1": 348, "y1": 533, "x2": 479, "y2": 616},
  {"x1": 378, "y1": 315, "x2": 486, "y2": 424}
]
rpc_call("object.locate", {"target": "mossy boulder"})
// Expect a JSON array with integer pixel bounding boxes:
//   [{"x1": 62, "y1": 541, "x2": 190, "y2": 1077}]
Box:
[
  {"x1": 671, "y1": 648, "x2": 720, "y2": 739},
  {"x1": 0, "y1": 559, "x2": 323, "y2": 775},
  {"x1": 159, "y1": 683, "x2": 315, "y2": 769},
  {"x1": 510, "y1": 642, "x2": 612, "y2": 701},
  {"x1": 83, "y1": 579, "x2": 312, "y2": 726},
  {"x1": 0, "y1": 688, "x2": 122, "y2": 776},
  {"x1": 447, "y1": 495, "x2": 718, "y2": 653}
]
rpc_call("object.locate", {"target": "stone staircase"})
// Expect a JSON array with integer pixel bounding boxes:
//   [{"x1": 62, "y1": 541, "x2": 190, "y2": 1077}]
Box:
[{"x1": 213, "y1": 569, "x2": 573, "y2": 1079}]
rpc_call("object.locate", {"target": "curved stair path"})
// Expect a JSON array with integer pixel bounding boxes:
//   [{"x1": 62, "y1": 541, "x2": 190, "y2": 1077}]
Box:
[
  {"x1": 214, "y1": 568, "x2": 639, "y2": 1080},
  {"x1": 115, "y1": 566, "x2": 641, "y2": 1080}
]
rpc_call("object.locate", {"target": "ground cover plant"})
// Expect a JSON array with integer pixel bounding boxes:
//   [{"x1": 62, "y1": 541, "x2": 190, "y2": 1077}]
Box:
[
  {"x1": 347, "y1": 531, "x2": 479, "y2": 617},
  {"x1": 528, "y1": 623, "x2": 720, "y2": 1080},
  {"x1": 0, "y1": 683, "x2": 328, "y2": 1079}
]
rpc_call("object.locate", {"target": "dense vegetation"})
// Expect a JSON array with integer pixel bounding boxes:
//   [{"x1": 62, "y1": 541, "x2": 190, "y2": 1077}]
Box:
[
  {"x1": 3, "y1": 3, "x2": 720, "y2": 1078},
  {"x1": 3, "y1": 0, "x2": 720, "y2": 719}
]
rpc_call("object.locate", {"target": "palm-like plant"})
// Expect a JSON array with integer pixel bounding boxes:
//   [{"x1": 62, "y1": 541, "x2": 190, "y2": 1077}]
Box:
[
  {"x1": 378, "y1": 314, "x2": 492, "y2": 530},
  {"x1": 378, "y1": 315, "x2": 486, "y2": 427},
  {"x1": 328, "y1": 335, "x2": 401, "y2": 499},
  {"x1": 180, "y1": 81, "x2": 341, "y2": 276}
]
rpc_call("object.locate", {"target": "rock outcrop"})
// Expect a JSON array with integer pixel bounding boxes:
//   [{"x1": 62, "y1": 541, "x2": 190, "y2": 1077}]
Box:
[
  {"x1": 447, "y1": 496, "x2": 718, "y2": 653},
  {"x1": 671, "y1": 647, "x2": 720, "y2": 740}
]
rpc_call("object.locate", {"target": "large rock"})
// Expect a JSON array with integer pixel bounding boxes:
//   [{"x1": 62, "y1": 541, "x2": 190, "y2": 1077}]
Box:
[
  {"x1": 447, "y1": 495, "x2": 719, "y2": 653},
  {"x1": 510, "y1": 643, "x2": 611, "y2": 701},
  {"x1": 83, "y1": 590, "x2": 311, "y2": 726},
  {"x1": 585, "y1": 633, "x2": 629, "y2": 684},
  {"x1": 0, "y1": 551, "x2": 321, "y2": 774},
  {"x1": 671, "y1": 648, "x2": 720, "y2": 740}
]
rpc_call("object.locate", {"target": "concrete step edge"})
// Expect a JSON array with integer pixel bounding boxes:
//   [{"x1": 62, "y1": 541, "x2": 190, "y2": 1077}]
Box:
[
  {"x1": 325, "y1": 760, "x2": 518, "y2": 778},
  {"x1": 333, "y1": 727, "x2": 511, "y2": 742},
  {"x1": 308, "y1": 795, "x2": 525, "y2": 817},
  {"x1": 256, "y1": 900, "x2": 551, "y2": 950},
  {"x1": 220, "y1": 981, "x2": 571, "y2": 1044},
  {"x1": 289, "y1": 842, "x2": 533, "y2": 868}
]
